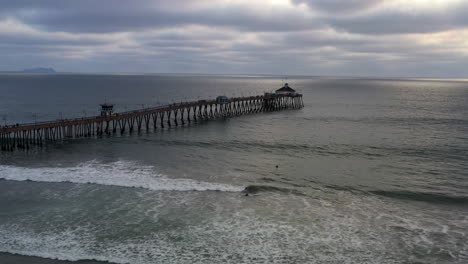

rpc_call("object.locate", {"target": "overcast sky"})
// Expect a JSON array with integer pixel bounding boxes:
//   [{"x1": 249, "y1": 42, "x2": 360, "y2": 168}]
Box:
[{"x1": 1, "y1": 0, "x2": 467, "y2": 77}]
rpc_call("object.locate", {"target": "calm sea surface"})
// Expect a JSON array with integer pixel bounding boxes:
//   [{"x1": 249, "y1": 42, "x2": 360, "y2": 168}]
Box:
[{"x1": 0, "y1": 74, "x2": 467, "y2": 263}]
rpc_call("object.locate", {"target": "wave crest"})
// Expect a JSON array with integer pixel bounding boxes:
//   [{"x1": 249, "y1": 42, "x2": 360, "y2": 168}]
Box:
[{"x1": 0, "y1": 160, "x2": 243, "y2": 193}]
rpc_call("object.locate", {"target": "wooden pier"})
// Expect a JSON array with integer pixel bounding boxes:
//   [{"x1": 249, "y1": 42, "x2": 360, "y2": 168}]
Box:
[{"x1": 0, "y1": 93, "x2": 303, "y2": 151}]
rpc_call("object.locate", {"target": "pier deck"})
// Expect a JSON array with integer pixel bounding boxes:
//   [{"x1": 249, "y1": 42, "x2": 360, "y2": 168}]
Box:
[{"x1": 0, "y1": 93, "x2": 303, "y2": 151}]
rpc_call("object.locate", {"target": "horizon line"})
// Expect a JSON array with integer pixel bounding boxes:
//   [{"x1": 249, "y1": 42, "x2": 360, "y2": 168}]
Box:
[{"x1": 0, "y1": 70, "x2": 466, "y2": 81}]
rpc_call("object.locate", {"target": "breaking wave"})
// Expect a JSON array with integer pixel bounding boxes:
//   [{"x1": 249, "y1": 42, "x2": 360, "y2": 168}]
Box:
[{"x1": 0, "y1": 160, "x2": 243, "y2": 192}]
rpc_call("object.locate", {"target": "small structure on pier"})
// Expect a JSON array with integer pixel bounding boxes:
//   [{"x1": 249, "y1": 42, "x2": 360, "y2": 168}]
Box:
[
  {"x1": 100, "y1": 103, "x2": 114, "y2": 117},
  {"x1": 216, "y1": 96, "x2": 230, "y2": 104},
  {"x1": 275, "y1": 83, "x2": 296, "y2": 95},
  {"x1": 0, "y1": 92, "x2": 303, "y2": 152}
]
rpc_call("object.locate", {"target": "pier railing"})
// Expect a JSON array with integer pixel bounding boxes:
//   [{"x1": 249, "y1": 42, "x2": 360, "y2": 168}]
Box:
[{"x1": 0, "y1": 93, "x2": 303, "y2": 151}]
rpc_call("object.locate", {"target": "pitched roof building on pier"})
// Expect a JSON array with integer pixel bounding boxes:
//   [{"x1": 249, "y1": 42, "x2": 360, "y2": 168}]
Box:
[{"x1": 275, "y1": 83, "x2": 296, "y2": 95}]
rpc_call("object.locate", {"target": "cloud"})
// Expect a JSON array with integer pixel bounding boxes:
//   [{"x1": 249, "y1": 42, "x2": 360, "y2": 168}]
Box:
[
  {"x1": 329, "y1": 1, "x2": 468, "y2": 34},
  {"x1": 2, "y1": 0, "x2": 466, "y2": 35},
  {"x1": 292, "y1": 0, "x2": 384, "y2": 13},
  {"x1": 0, "y1": 0, "x2": 467, "y2": 77},
  {"x1": 1, "y1": 0, "x2": 319, "y2": 33}
]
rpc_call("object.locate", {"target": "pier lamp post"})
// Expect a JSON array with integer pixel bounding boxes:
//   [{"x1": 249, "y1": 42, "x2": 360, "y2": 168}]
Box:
[
  {"x1": 33, "y1": 114, "x2": 37, "y2": 124},
  {"x1": 59, "y1": 112, "x2": 63, "y2": 120},
  {"x1": 83, "y1": 110, "x2": 87, "y2": 118},
  {"x1": 3, "y1": 116, "x2": 6, "y2": 126}
]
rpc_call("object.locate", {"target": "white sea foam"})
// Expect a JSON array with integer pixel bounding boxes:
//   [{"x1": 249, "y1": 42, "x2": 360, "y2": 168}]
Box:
[
  {"x1": 0, "y1": 160, "x2": 243, "y2": 192},
  {"x1": 0, "y1": 192, "x2": 466, "y2": 263},
  {"x1": 0, "y1": 227, "x2": 111, "y2": 263},
  {"x1": 0, "y1": 209, "x2": 390, "y2": 264}
]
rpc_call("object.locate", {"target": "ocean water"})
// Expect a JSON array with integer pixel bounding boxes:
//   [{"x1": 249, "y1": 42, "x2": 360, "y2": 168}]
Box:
[{"x1": 0, "y1": 74, "x2": 467, "y2": 264}]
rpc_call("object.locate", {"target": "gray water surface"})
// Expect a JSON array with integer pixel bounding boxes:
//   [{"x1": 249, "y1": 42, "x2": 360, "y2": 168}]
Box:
[{"x1": 0, "y1": 74, "x2": 467, "y2": 263}]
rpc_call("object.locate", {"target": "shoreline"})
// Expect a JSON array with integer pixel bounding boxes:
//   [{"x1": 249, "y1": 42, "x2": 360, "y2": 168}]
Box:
[{"x1": 0, "y1": 252, "x2": 116, "y2": 264}]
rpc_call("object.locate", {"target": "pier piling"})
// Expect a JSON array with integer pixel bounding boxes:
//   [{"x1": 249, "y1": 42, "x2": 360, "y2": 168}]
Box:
[{"x1": 0, "y1": 93, "x2": 303, "y2": 151}]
